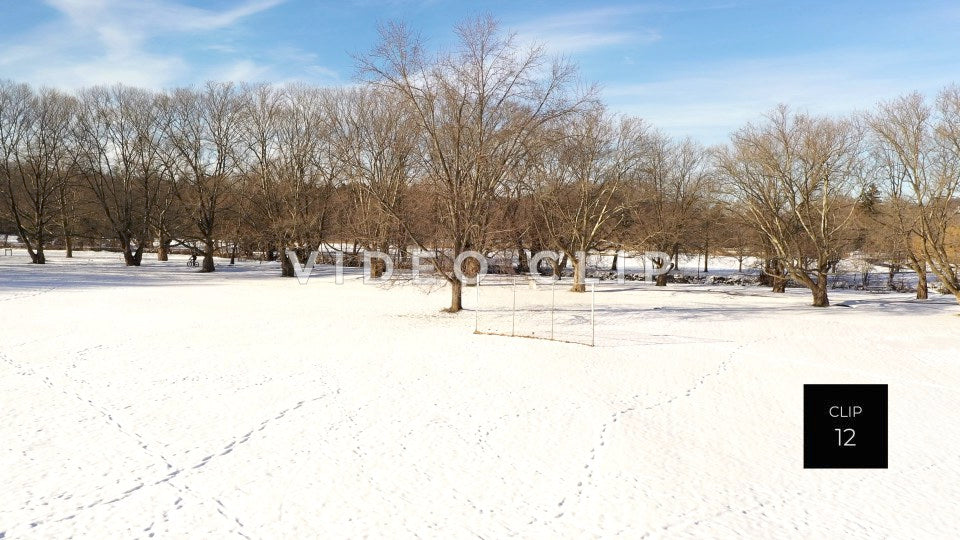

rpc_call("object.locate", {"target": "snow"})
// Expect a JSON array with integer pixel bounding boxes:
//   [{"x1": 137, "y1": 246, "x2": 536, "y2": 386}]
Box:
[{"x1": 1, "y1": 250, "x2": 959, "y2": 537}]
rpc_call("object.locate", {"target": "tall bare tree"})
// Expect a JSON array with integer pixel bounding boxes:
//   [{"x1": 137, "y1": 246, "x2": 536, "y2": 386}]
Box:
[
  {"x1": 717, "y1": 106, "x2": 862, "y2": 306},
  {"x1": 631, "y1": 134, "x2": 712, "y2": 286},
  {"x1": 160, "y1": 83, "x2": 244, "y2": 272},
  {"x1": 240, "y1": 84, "x2": 338, "y2": 276},
  {"x1": 866, "y1": 93, "x2": 936, "y2": 299},
  {"x1": 532, "y1": 108, "x2": 643, "y2": 291},
  {"x1": 328, "y1": 86, "x2": 418, "y2": 277},
  {"x1": 73, "y1": 85, "x2": 165, "y2": 266},
  {"x1": 152, "y1": 166, "x2": 184, "y2": 261},
  {"x1": 0, "y1": 82, "x2": 76, "y2": 264},
  {"x1": 928, "y1": 87, "x2": 960, "y2": 300},
  {"x1": 360, "y1": 16, "x2": 589, "y2": 311}
]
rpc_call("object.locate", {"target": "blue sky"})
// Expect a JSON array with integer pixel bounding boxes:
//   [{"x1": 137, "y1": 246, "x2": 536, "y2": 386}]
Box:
[{"x1": 2, "y1": 0, "x2": 959, "y2": 142}]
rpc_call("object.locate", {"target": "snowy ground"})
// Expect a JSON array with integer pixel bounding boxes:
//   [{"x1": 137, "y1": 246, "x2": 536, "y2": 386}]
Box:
[{"x1": 1, "y1": 250, "x2": 959, "y2": 538}]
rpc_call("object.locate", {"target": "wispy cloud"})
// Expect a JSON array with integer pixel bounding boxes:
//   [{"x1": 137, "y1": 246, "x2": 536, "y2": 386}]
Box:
[
  {"x1": 513, "y1": 6, "x2": 660, "y2": 55},
  {"x1": 46, "y1": 0, "x2": 286, "y2": 41},
  {"x1": 0, "y1": 0, "x2": 292, "y2": 88}
]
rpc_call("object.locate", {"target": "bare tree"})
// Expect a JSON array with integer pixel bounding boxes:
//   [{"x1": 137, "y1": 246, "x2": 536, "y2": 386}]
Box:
[
  {"x1": 73, "y1": 85, "x2": 165, "y2": 266},
  {"x1": 240, "y1": 84, "x2": 338, "y2": 276},
  {"x1": 532, "y1": 108, "x2": 642, "y2": 291},
  {"x1": 360, "y1": 16, "x2": 589, "y2": 311},
  {"x1": 54, "y1": 166, "x2": 82, "y2": 258},
  {"x1": 865, "y1": 95, "x2": 938, "y2": 298},
  {"x1": 928, "y1": 87, "x2": 960, "y2": 300},
  {"x1": 717, "y1": 106, "x2": 862, "y2": 306},
  {"x1": 631, "y1": 134, "x2": 712, "y2": 286},
  {"x1": 866, "y1": 89, "x2": 960, "y2": 302},
  {"x1": 152, "y1": 166, "x2": 185, "y2": 261},
  {"x1": 328, "y1": 86, "x2": 417, "y2": 277},
  {"x1": 160, "y1": 83, "x2": 244, "y2": 272},
  {"x1": 713, "y1": 204, "x2": 762, "y2": 274},
  {"x1": 0, "y1": 82, "x2": 76, "y2": 264}
]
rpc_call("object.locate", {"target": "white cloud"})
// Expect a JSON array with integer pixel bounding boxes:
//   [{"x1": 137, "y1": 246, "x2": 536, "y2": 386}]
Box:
[
  {"x1": 0, "y1": 0, "x2": 291, "y2": 88},
  {"x1": 45, "y1": 0, "x2": 286, "y2": 38},
  {"x1": 209, "y1": 60, "x2": 273, "y2": 84},
  {"x1": 513, "y1": 6, "x2": 660, "y2": 55},
  {"x1": 28, "y1": 54, "x2": 189, "y2": 90},
  {"x1": 304, "y1": 65, "x2": 341, "y2": 81}
]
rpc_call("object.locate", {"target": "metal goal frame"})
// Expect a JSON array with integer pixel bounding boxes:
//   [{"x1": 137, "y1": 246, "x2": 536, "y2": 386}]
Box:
[{"x1": 473, "y1": 276, "x2": 596, "y2": 346}]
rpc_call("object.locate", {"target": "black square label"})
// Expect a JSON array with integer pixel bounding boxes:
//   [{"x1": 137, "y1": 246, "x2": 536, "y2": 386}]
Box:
[{"x1": 804, "y1": 384, "x2": 887, "y2": 469}]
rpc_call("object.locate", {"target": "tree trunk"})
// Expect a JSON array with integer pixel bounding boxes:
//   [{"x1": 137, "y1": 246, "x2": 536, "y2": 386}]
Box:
[
  {"x1": 548, "y1": 257, "x2": 562, "y2": 278},
  {"x1": 916, "y1": 269, "x2": 928, "y2": 300},
  {"x1": 766, "y1": 259, "x2": 787, "y2": 293},
  {"x1": 610, "y1": 249, "x2": 619, "y2": 271},
  {"x1": 772, "y1": 275, "x2": 787, "y2": 293},
  {"x1": 58, "y1": 189, "x2": 74, "y2": 258},
  {"x1": 369, "y1": 257, "x2": 385, "y2": 279},
  {"x1": 447, "y1": 278, "x2": 463, "y2": 312},
  {"x1": 201, "y1": 238, "x2": 215, "y2": 272},
  {"x1": 571, "y1": 257, "x2": 585, "y2": 292},
  {"x1": 516, "y1": 237, "x2": 529, "y2": 274},
  {"x1": 703, "y1": 237, "x2": 709, "y2": 272},
  {"x1": 121, "y1": 242, "x2": 143, "y2": 266},
  {"x1": 653, "y1": 255, "x2": 670, "y2": 286},
  {"x1": 157, "y1": 237, "x2": 170, "y2": 262},
  {"x1": 281, "y1": 248, "x2": 295, "y2": 277},
  {"x1": 24, "y1": 232, "x2": 45, "y2": 263},
  {"x1": 201, "y1": 251, "x2": 215, "y2": 272},
  {"x1": 759, "y1": 260, "x2": 771, "y2": 286},
  {"x1": 812, "y1": 274, "x2": 829, "y2": 307}
]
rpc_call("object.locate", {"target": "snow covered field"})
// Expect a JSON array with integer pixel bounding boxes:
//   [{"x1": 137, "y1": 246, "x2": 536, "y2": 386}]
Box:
[{"x1": 2, "y1": 250, "x2": 959, "y2": 538}]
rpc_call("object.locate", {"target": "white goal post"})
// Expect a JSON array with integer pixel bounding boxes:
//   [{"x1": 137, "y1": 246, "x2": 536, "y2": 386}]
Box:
[{"x1": 474, "y1": 276, "x2": 596, "y2": 346}]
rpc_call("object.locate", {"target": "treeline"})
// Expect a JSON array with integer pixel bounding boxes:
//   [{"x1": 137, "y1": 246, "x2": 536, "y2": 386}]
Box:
[{"x1": 1, "y1": 17, "x2": 959, "y2": 309}]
